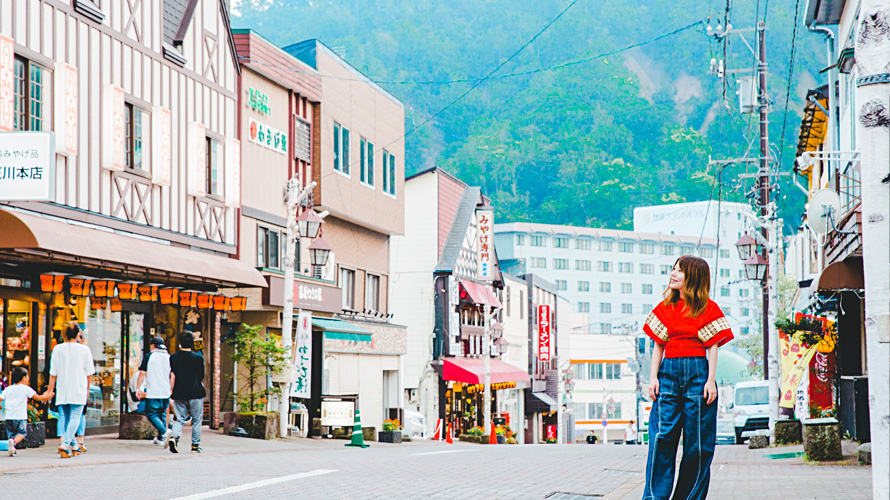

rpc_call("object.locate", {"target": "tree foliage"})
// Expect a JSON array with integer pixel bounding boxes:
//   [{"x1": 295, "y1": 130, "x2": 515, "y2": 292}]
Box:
[{"x1": 227, "y1": 323, "x2": 289, "y2": 413}]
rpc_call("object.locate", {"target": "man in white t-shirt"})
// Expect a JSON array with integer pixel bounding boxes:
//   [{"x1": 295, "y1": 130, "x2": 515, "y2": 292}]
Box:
[
  {"x1": 47, "y1": 322, "x2": 95, "y2": 458},
  {"x1": 625, "y1": 420, "x2": 638, "y2": 445},
  {"x1": 136, "y1": 337, "x2": 173, "y2": 446}
]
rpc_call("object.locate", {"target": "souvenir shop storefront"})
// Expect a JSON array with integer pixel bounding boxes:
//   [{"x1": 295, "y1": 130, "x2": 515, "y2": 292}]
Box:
[
  {"x1": 439, "y1": 357, "x2": 529, "y2": 436},
  {"x1": 0, "y1": 209, "x2": 266, "y2": 435}
]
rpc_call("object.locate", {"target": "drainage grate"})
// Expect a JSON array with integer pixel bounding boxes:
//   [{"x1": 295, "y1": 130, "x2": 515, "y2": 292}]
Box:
[{"x1": 545, "y1": 493, "x2": 603, "y2": 499}]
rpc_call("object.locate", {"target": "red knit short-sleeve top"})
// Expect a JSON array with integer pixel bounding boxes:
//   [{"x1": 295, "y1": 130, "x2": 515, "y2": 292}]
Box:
[{"x1": 643, "y1": 299, "x2": 733, "y2": 358}]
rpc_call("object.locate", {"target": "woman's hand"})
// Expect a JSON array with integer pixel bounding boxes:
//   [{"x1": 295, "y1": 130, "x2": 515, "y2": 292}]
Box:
[
  {"x1": 648, "y1": 379, "x2": 659, "y2": 400},
  {"x1": 703, "y1": 379, "x2": 718, "y2": 405}
]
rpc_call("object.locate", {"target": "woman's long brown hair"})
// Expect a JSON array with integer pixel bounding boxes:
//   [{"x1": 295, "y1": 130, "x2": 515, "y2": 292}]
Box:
[{"x1": 663, "y1": 255, "x2": 710, "y2": 317}]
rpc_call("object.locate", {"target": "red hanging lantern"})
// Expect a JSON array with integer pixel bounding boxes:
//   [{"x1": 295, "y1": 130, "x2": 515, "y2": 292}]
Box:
[
  {"x1": 68, "y1": 276, "x2": 94, "y2": 297},
  {"x1": 212, "y1": 296, "x2": 231, "y2": 311},
  {"x1": 110, "y1": 298, "x2": 123, "y2": 312},
  {"x1": 117, "y1": 282, "x2": 140, "y2": 300},
  {"x1": 230, "y1": 296, "x2": 247, "y2": 311},
  {"x1": 137, "y1": 284, "x2": 161, "y2": 302},
  {"x1": 158, "y1": 288, "x2": 180, "y2": 305},
  {"x1": 39, "y1": 273, "x2": 67, "y2": 293},
  {"x1": 92, "y1": 279, "x2": 117, "y2": 298},
  {"x1": 179, "y1": 291, "x2": 199, "y2": 308},
  {"x1": 90, "y1": 297, "x2": 107, "y2": 310},
  {"x1": 196, "y1": 293, "x2": 213, "y2": 309}
]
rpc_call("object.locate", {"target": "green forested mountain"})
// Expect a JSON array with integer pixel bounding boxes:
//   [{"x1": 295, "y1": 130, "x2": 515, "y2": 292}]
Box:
[{"x1": 231, "y1": 0, "x2": 825, "y2": 230}]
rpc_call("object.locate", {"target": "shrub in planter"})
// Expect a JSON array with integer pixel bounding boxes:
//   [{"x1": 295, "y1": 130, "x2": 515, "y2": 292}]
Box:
[
  {"x1": 378, "y1": 419, "x2": 402, "y2": 443},
  {"x1": 222, "y1": 411, "x2": 281, "y2": 440}
]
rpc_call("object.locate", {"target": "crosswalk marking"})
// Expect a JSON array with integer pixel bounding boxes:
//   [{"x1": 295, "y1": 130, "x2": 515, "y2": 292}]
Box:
[{"x1": 169, "y1": 469, "x2": 338, "y2": 499}]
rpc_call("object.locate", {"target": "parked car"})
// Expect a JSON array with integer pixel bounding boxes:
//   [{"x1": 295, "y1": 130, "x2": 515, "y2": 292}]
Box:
[
  {"x1": 732, "y1": 380, "x2": 770, "y2": 444},
  {"x1": 716, "y1": 418, "x2": 736, "y2": 445}
]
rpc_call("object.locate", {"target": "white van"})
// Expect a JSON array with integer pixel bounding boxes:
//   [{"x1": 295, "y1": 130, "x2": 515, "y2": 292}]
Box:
[{"x1": 732, "y1": 380, "x2": 769, "y2": 444}]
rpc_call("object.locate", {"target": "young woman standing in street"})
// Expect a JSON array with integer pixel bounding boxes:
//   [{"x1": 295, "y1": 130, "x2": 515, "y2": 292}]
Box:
[{"x1": 642, "y1": 255, "x2": 733, "y2": 500}]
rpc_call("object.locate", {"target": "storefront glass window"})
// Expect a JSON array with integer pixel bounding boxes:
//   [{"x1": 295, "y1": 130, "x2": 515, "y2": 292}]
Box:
[
  {"x1": 85, "y1": 304, "x2": 124, "y2": 429},
  {"x1": 4, "y1": 300, "x2": 33, "y2": 373}
]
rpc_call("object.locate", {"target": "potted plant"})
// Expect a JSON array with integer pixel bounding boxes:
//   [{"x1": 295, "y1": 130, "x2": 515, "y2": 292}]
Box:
[
  {"x1": 467, "y1": 425, "x2": 484, "y2": 443},
  {"x1": 378, "y1": 419, "x2": 402, "y2": 443},
  {"x1": 222, "y1": 323, "x2": 288, "y2": 440},
  {"x1": 495, "y1": 426, "x2": 506, "y2": 444},
  {"x1": 24, "y1": 401, "x2": 46, "y2": 448}
]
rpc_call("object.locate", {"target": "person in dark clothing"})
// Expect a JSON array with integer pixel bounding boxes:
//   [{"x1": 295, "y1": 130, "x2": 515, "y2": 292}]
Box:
[{"x1": 168, "y1": 331, "x2": 206, "y2": 453}]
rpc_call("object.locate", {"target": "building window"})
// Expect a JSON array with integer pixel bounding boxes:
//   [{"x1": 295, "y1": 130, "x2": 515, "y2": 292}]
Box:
[
  {"x1": 598, "y1": 261, "x2": 613, "y2": 272},
  {"x1": 340, "y1": 268, "x2": 355, "y2": 309},
  {"x1": 576, "y1": 238, "x2": 591, "y2": 250},
  {"x1": 642, "y1": 284, "x2": 653, "y2": 294},
  {"x1": 701, "y1": 247, "x2": 715, "y2": 258},
  {"x1": 13, "y1": 57, "x2": 52, "y2": 132},
  {"x1": 721, "y1": 286, "x2": 730, "y2": 297},
  {"x1": 599, "y1": 282, "x2": 611, "y2": 293},
  {"x1": 741, "y1": 326, "x2": 750, "y2": 335},
  {"x1": 553, "y1": 236, "x2": 568, "y2": 248},
  {"x1": 576, "y1": 259, "x2": 592, "y2": 271},
  {"x1": 530, "y1": 235, "x2": 545, "y2": 247},
  {"x1": 578, "y1": 281, "x2": 590, "y2": 292},
  {"x1": 661, "y1": 244, "x2": 675, "y2": 256},
  {"x1": 724, "y1": 307, "x2": 732, "y2": 316},
  {"x1": 360, "y1": 137, "x2": 375, "y2": 187},
  {"x1": 578, "y1": 302, "x2": 590, "y2": 313},
  {"x1": 640, "y1": 264, "x2": 654, "y2": 275},
  {"x1": 516, "y1": 234, "x2": 525, "y2": 246},
  {"x1": 553, "y1": 258, "x2": 568, "y2": 270},
  {"x1": 600, "y1": 323, "x2": 612, "y2": 334},
  {"x1": 660, "y1": 265, "x2": 672, "y2": 275},
  {"x1": 366, "y1": 274, "x2": 380, "y2": 312},
  {"x1": 382, "y1": 150, "x2": 396, "y2": 196},
  {"x1": 256, "y1": 226, "x2": 282, "y2": 270},
  {"x1": 643, "y1": 303, "x2": 653, "y2": 312},
  {"x1": 205, "y1": 137, "x2": 224, "y2": 196},
  {"x1": 640, "y1": 243, "x2": 654, "y2": 254},
  {"x1": 125, "y1": 103, "x2": 149, "y2": 171},
  {"x1": 519, "y1": 290, "x2": 524, "y2": 320},
  {"x1": 530, "y1": 257, "x2": 546, "y2": 269},
  {"x1": 738, "y1": 269, "x2": 744, "y2": 279},
  {"x1": 620, "y1": 242, "x2": 634, "y2": 253},
  {"x1": 621, "y1": 303, "x2": 633, "y2": 314},
  {"x1": 573, "y1": 365, "x2": 586, "y2": 381},
  {"x1": 720, "y1": 249, "x2": 731, "y2": 258},
  {"x1": 618, "y1": 262, "x2": 633, "y2": 273},
  {"x1": 598, "y1": 240, "x2": 613, "y2": 251},
  {"x1": 739, "y1": 288, "x2": 750, "y2": 297},
  {"x1": 588, "y1": 364, "x2": 603, "y2": 379},
  {"x1": 588, "y1": 402, "x2": 604, "y2": 419},
  {"x1": 681, "y1": 245, "x2": 695, "y2": 255},
  {"x1": 605, "y1": 363, "x2": 621, "y2": 380},
  {"x1": 719, "y1": 269, "x2": 730, "y2": 277},
  {"x1": 741, "y1": 307, "x2": 750, "y2": 317},
  {"x1": 600, "y1": 303, "x2": 611, "y2": 314},
  {"x1": 621, "y1": 283, "x2": 632, "y2": 294},
  {"x1": 333, "y1": 122, "x2": 350, "y2": 175},
  {"x1": 555, "y1": 280, "x2": 567, "y2": 291}
]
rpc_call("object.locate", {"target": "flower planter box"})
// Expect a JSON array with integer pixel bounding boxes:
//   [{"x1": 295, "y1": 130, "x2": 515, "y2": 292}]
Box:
[
  {"x1": 363, "y1": 427, "x2": 377, "y2": 442},
  {"x1": 775, "y1": 419, "x2": 802, "y2": 445},
  {"x1": 803, "y1": 417, "x2": 842, "y2": 461},
  {"x1": 222, "y1": 412, "x2": 281, "y2": 440},
  {"x1": 119, "y1": 413, "x2": 158, "y2": 440},
  {"x1": 496, "y1": 435, "x2": 506, "y2": 444},
  {"x1": 378, "y1": 430, "x2": 402, "y2": 443}
]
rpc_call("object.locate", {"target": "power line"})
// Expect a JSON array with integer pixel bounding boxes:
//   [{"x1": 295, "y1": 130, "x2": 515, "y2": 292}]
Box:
[{"x1": 777, "y1": 0, "x2": 803, "y2": 164}]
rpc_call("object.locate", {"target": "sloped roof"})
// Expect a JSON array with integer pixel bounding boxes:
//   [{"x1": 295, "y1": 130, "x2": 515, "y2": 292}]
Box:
[{"x1": 435, "y1": 187, "x2": 482, "y2": 274}]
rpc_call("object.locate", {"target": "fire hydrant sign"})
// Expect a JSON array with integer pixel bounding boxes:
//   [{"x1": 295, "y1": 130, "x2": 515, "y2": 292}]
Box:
[
  {"x1": 538, "y1": 304, "x2": 551, "y2": 361},
  {"x1": 0, "y1": 132, "x2": 55, "y2": 201}
]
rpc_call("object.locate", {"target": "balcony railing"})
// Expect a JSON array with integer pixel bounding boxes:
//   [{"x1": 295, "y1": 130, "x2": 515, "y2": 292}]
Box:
[{"x1": 824, "y1": 158, "x2": 862, "y2": 265}]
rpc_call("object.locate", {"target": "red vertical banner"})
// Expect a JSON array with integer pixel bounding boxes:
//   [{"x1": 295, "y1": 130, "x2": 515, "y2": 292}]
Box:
[
  {"x1": 538, "y1": 304, "x2": 551, "y2": 361},
  {"x1": 546, "y1": 425, "x2": 556, "y2": 440},
  {"x1": 0, "y1": 35, "x2": 14, "y2": 131}
]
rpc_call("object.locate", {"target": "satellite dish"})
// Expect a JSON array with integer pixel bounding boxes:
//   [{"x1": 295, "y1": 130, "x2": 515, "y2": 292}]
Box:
[{"x1": 807, "y1": 189, "x2": 842, "y2": 235}]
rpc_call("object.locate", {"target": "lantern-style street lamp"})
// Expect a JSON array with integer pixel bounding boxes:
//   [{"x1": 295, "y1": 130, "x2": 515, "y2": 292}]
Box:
[
  {"x1": 308, "y1": 236, "x2": 332, "y2": 268},
  {"x1": 734, "y1": 233, "x2": 757, "y2": 260},
  {"x1": 742, "y1": 253, "x2": 768, "y2": 281},
  {"x1": 296, "y1": 209, "x2": 324, "y2": 239}
]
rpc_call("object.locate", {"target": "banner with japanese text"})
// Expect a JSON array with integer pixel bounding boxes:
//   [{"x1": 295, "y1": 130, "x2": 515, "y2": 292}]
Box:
[
  {"x1": 0, "y1": 132, "x2": 55, "y2": 201},
  {"x1": 291, "y1": 310, "x2": 313, "y2": 399},
  {"x1": 538, "y1": 304, "x2": 551, "y2": 361},
  {"x1": 476, "y1": 209, "x2": 494, "y2": 281}
]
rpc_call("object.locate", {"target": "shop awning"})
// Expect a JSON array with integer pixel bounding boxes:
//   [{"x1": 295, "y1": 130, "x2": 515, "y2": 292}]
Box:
[
  {"x1": 0, "y1": 209, "x2": 266, "y2": 287},
  {"x1": 525, "y1": 391, "x2": 558, "y2": 414},
  {"x1": 817, "y1": 257, "x2": 864, "y2": 291},
  {"x1": 311, "y1": 317, "x2": 372, "y2": 342},
  {"x1": 442, "y1": 357, "x2": 529, "y2": 385},
  {"x1": 459, "y1": 279, "x2": 503, "y2": 308}
]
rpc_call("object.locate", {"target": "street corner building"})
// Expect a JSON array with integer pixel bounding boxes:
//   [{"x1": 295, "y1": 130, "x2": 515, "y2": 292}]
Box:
[{"x1": 0, "y1": 0, "x2": 266, "y2": 436}]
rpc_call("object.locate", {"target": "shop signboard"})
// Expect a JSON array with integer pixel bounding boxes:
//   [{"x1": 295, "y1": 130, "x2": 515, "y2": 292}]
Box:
[
  {"x1": 448, "y1": 276, "x2": 461, "y2": 355},
  {"x1": 291, "y1": 310, "x2": 312, "y2": 399},
  {"x1": 546, "y1": 425, "x2": 557, "y2": 440},
  {"x1": 248, "y1": 117, "x2": 287, "y2": 155},
  {"x1": 475, "y1": 209, "x2": 493, "y2": 281},
  {"x1": 264, "y1": 275, "x2": 342, "y2": 313},
  {"x1": 538, "y1": 304, "x2": 551, "y2": 361},
  {"x1": 321, "y1": 401, "x2": 355, "y2": 427},
  {"x1": 0, "y1": 132, "x2": 56, "y2": 201},
  {"x1": 53, "y1": 63, "x2": 78, "y2": 155}
]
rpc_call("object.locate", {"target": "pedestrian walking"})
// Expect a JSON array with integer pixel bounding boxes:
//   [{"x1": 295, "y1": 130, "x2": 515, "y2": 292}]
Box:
[
  {"x1": 136, "y1": 337, "x2": 173, "y2": 448},
  {"x1": 46, "y1": 322, "x2": 95, "y2": 459},
  {"x1": 168, "y1": 331, "x2": 205, "y2": 454},
  {"x1": 642, "y1": 255, "x2": 734, "y2": 500},
  {"x1": 0, "y1": 367, "x2": 54, "y2": 456},
  {"x1": 625, "y1": 420, "x2": 637, "y2": 445}
]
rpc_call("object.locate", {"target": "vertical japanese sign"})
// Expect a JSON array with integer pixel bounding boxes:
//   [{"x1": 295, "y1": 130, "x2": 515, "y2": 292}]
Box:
[
  {"x1": 102, "y1": 84, "x2": 125, "y2": 170},
  {"x1": 152, "y1": 106, "x2": 172, "y2": 185},
  {"x1": 232, "y1": 139, "x2": 241, "y2": 207},
  {"x1": 0, "y1": 132, "x2": 55, "y2": 201},
  {"x1": 54, "y1": 63, "x2": 78, "y2": 155},
  {"x1": 187, "y1": 122, "x2": 206, "y2": 196},
  {"x1": 291, "y1": 310, "x2": 313, "y2": 399},
  {"x1": 538, "y1": 304, "x2": 551, "y2": 361},
  {"x1": 476, "y1": 209, "x2": 494, "y2": 281},
  {"x1": 0, "y1": 35, "x2": 13, "y2": 131}
]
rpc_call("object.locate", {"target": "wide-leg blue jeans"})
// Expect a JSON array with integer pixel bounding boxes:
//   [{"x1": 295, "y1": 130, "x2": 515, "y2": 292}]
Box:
[{"x1": 643, "y1": 356, "x2": 717, "y2": 500}]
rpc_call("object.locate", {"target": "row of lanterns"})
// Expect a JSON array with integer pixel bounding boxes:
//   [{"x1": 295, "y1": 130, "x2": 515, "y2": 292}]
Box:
[{"x1": 38, "y1": 273, "x2": 247, "y2": 312}]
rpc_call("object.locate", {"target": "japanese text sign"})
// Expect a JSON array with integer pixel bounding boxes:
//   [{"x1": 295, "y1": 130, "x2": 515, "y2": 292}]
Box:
[
  {"x1": 476, "y1": 209, "x2": 494, "y2": 281},
  {"x1": 0, "y1": 36, "x2": 13, "y2": 131},
  {"x1": 54, "y1": 63, "x2": 78, "y2": 155},
  {"x1": 152, "y1": 106, "x2": 172, "y2": 186},
  {"x1": 538, "y1": 304, "x2": 551, "y2": 361},
  {"x1": 248, "y1": 117, "x2": 287, "y2": 155},
  {"x1": 0, "y1": 132, "x2": 55, "y2": 201},
  {"x1": 291, "y1": 310, "x2": 313, "y2": 399}
]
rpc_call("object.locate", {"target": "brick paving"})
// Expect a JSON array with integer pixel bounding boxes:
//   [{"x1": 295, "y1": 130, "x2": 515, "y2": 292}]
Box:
[{"x1": 0, "y1": 430, "x2": 873, "y2": 499}]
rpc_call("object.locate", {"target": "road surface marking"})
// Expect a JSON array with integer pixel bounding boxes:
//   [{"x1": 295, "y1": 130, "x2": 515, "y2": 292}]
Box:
[
  {"x1": 411, "y1": 449, "x2": 480, "y2": 456},
  {"x1": 169, "y1": 469, "x2": 338, "y2": 499}
]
